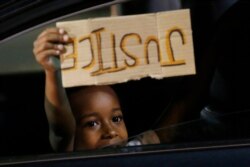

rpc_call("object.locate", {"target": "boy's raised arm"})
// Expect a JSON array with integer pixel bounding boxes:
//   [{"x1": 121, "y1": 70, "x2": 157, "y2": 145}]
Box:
[{"x1": 33, "y1": 28, "x2": 76, "y2": 152}]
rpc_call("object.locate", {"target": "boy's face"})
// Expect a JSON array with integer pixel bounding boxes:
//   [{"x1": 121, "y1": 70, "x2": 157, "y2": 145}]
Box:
[{"x1": 69, "y1": 86, "x2": 128, "y2": 151}]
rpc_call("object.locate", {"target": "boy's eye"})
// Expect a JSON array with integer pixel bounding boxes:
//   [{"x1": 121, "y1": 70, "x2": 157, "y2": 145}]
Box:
[
  {"x1": 112, "y1": 115, "x2": 123, "y2": 123},
  {"x1": 84, "y1": 121, "x2": 99, "y2": 128}
]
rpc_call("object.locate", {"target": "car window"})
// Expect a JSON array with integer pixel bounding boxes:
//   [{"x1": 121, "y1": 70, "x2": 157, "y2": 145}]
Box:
[{"x1": 2, "y1": 0, "x2": 250, "y2": 163}]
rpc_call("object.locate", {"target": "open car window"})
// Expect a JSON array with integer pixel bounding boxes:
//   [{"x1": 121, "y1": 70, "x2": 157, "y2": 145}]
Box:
[
  {"x1": 2, "y1": 0, "x2": 250, "y2": 165},
  {"x1": 99, "y1": 108, "x2": 250, "y2": 149}
]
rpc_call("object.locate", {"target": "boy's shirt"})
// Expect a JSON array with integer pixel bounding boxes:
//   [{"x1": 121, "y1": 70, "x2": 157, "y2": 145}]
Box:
[{"x1": 126, "y1": 130, "x2": 160, "y2": 146}]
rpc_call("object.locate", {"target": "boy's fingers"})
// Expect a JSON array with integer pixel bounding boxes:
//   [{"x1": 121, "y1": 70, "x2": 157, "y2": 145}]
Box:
[
  {"x1": 38, "y1": 28, "x2": 66, "y2": 38},
  {"x1": 33, "y1": 27, "x2": 69, "y2": 71},
  {"x1": 37, "y1": 33, "x2": 70, "y2": 45},
  {"x1": 34, "y1": 42, "x2": 65, "y2": 55}
]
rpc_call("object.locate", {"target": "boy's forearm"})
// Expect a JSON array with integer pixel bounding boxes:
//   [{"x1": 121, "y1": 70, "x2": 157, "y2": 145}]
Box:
[{"x1": 44, "y1": 70, "x2": 75, "y2": 151}]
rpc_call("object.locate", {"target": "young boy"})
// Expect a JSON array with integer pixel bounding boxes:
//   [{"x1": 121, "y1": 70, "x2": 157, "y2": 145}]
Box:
[
  {"x1": 33, "y1": 28, "x2": 160, "y2": 152},
  {"x1": 68, "y1": 85, "x2": 128, "y2": 151}
]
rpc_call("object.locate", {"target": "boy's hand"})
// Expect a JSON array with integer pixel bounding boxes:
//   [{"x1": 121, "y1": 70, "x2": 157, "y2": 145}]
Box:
[{"x1": 33, "y1": 28, "x2": 69, "y2": 72}]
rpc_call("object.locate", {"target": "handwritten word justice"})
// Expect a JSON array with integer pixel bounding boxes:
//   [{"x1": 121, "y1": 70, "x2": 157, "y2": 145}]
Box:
[
  {"x1": 57, "y1": 10, "x2": 195, "y2": 87},
  {"x1": 61, "y1": 27, "x2": 186, "y2": 76}
]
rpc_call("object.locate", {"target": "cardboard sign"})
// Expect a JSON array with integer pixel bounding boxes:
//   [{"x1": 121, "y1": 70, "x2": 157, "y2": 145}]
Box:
[{"x1": 56, "y1": 9, "x2": 195, "y2": 87}]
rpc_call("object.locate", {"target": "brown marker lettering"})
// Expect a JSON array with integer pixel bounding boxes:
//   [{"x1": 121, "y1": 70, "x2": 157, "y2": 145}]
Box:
[
  {"x1": 61, "y1": 37, "x2": 78, "y2": 70},
  {"x1": 120, "y1": 33, "x2": 142, "y2": 67},
  {"x1": 108, "y1": 33, "x2": 126, "y2": 73},
  {"x1": 161, "y1": 27, "x2": 186, "y2": 66},
  {"x1": 79, "y1": 35, "x2": 95, "y2": 70},
  {"x1": 144, "y1": 36, "x2": 161, "y2": 64},
  {"x1": 91, "y1": 27, "x2": 111, "y2": 76}
]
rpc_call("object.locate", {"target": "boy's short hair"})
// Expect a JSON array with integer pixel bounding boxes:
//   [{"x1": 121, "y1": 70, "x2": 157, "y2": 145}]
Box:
[
  {"x1": 66, "y1": 86, "x2": 87, "y2": 97},
  {"x1": 66, "y1": 85, "x2": 118, "y2": 98}
]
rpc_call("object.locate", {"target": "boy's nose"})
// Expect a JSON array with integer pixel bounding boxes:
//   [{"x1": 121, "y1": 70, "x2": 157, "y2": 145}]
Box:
[{"x1": 102, "y1": 124, "x2": 118, "y2": 139}]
